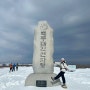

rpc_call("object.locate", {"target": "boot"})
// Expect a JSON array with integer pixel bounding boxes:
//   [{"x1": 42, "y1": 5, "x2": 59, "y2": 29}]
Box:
[
  {"x1": 61, "y1": 83, "x2": 67, "y2": 88},
  {"x1": 51, "y1": 77, "x2": 54, "y2": 81}
]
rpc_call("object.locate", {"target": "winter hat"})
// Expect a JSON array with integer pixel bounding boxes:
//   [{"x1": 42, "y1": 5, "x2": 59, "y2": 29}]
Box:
[{"x1": 61, "y1": 58, "x2": 65, "y2": 61}]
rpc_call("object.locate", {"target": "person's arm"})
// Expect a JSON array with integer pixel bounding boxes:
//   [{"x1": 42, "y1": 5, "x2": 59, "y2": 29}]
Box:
[
  {"x1": 64, "y1": 63, "x2": 69, "y2": 71},
  {"x1": 64, "y1": 63, "x2": 75, "y2": 72}
]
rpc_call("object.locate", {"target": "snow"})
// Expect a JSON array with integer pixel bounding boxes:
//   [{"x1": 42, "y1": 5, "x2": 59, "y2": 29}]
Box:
[{"x1": 0, "y1": 67, "x2": 90, "y2": 90}]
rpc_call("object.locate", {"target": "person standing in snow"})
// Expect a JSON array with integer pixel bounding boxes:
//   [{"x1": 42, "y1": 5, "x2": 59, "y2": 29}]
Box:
[
  {"x1": 51, "y1": 58, "x2": 69, "y2": 88},
  {"x1": 16, "y1": 63, "x2": 18, "y2": 71},
  {"x1": 12, "y1": 63, "x2": 16, "y2": 71},
  {"x1": 9, "y1": 63, "x2": 13, "y2": 72}
]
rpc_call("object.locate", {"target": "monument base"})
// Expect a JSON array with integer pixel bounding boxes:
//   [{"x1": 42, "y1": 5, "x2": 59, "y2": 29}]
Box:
[{"x1": 25, "y1": 73, "x2": 61, "y2": 87}]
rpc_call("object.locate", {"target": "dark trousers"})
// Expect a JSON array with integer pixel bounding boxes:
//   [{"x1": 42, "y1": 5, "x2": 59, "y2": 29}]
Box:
[
  {"x1": 54, "y1": 71, "x2": 66, "y2": 84},
  {"x1": 16, "y1": 67, "x2": 18, "y2": 71},
  {"x1": 10, "y1": 68, "x2": 12, "y2": 71}
]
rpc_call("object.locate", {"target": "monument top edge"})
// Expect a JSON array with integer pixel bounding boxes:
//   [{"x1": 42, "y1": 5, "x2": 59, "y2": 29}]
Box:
[{"x1": 38, "y1": 20, "x2": 48, "y2": 24}]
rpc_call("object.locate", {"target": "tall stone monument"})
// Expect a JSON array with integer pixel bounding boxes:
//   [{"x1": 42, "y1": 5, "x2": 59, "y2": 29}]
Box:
[{"x1": 25, "y1": 21, "x2": 60, "y2": 87}]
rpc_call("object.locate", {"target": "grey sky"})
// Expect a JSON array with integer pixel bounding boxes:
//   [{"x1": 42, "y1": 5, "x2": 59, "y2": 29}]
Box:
[{"x1": 0, "y1": 0, "x2": 90, "y2": 64}]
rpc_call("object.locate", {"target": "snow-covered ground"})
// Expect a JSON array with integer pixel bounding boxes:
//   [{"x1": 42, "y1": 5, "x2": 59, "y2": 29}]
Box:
[{"x1": 0, "y1": 66, "x2": 90, "y2": 90}]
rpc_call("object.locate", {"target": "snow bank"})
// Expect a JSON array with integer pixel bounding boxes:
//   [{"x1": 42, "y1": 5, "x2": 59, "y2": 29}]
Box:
[{"x1": 0, "y1": 67, "x2": 90, "y2": 90}]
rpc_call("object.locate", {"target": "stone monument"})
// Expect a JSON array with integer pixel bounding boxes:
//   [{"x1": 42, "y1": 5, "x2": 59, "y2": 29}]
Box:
[{"x1": 25, "y1": 21, "x2": 60, "y2": 87}]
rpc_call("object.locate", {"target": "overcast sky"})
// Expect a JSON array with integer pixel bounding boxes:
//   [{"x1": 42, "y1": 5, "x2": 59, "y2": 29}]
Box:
[{"x1": 0, "y1": 0, "x2": 90, "y2": 64}]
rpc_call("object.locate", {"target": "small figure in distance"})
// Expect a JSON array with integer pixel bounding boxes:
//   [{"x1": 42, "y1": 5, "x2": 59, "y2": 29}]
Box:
[
  {"x1": 16, "y1": 63, "x2": 18, "y2": 71},
  {"x1": 12, "y1": 63, "x2": 16, "y2": 71},
  {"x1": 9, "y1": 63, "x2": 13, "y2": 72},
  {"x1": 51, "y1": 58, "x2": 69, "y2": 88}
]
